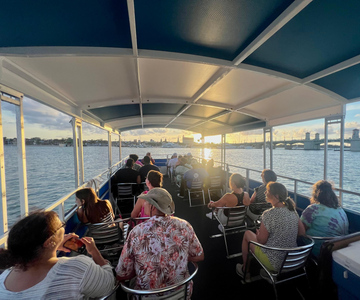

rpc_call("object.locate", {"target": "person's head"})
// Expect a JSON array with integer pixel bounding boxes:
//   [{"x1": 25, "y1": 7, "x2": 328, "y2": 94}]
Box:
[
  {"x1": 129, "y1": 154, "x2": 138, "y2": 162},
  {"x1": 191, "y1": 159, "x2": 199, "y2": 168},
  {"x1": 140, "y1": 188, "x2": 175, "y2": 217},
  {"x1": 146, "y1": 152, "x2": 151, "y2": 157},
  {"x1": 266, "y1": 182, "x2": 295, "y2": 211},
  {"x1": 143, "y1": 155, "x2": 151, "y2": 165},
  {"x1": 0, "y1": 211, "x2": 64, "y2": 270},
  {"x1": 180, "y1": 157, "x2": 187, "y2": 165},
  {"x1": 75, "y1": 187, "x2": 98, "y2": 207},
  {"x1": 261, "y1": 169, "x2": 277, "y2": 184},
  {"x1": 126, "y1": 158, "x2": 135, "y2": 168},
  {"x1": 146, "y1": 170, "x2": 163, "y2": 189},
  {"x1": 207, "y1": 159, "x2": 214, "y2": 168},
  {"x1": 172, "y1": 153, "x2": 177, "y2": 158},
  {"x1": 311, "y1": 180, "x2": 339, "y2": 208},
  {"x1": 229, "y1": 173, "x2": 246, "y2": 190}
]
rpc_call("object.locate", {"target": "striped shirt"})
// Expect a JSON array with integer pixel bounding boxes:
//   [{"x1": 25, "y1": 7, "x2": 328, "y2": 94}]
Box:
[{"x1": 0, "y1": 255, "x2": 115, "y2": 299}]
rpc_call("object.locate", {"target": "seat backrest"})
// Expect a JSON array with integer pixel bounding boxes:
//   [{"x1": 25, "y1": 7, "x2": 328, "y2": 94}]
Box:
[
  {"x1": 226, "y1": 205, "x2": 247, "y2": 228},
  {"x1": 278, "y1": 236, "x2": 314, "y2": 274},
  {"x1": 117, "y1": 183, "x2": 134, "y2": 197},
  {"x1": 120, "y1": 262, "x2": 198, "y2": 299},
  {"x1": 88, "y1": 221, "x2": 122, "y2": 245},
  {"x1": 209, "y1": 176, "x2": 221, "y2": 188},
  {"x1": 190, "y1": 179, "x2": 203, "y2": 189}
]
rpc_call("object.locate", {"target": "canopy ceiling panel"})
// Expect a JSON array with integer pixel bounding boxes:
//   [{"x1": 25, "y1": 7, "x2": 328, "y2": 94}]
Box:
[
  {"x1": 139, "y1": 58, "x2": 220, "y2": 99},
  {"x1": 244, "y1": 0, "x2": 360, "y2": 81},
  {"x1": 89, "y1": 104, "x2": 140, "y2": 121},
  {"x1": 246, "y1": 86, "x2": 341, "y2": 120},
  {"x1": 142, "y1": 103, "x2": 185, "y2": 116},
  {"x1": 201, "y1": 68, "x2": 290, "y2": 106},
  {"x1": 7, "y1": 56, "x2": 138, "y2": 104},
  {"x1": 216, "y1": 112, "x2": 260, "y2": 126},
  {"x1": 182, "y1": 106, "x2": 225, "y2": 119},
  {"x1": 134, "y1": 0, "x2": 294, "y2": 60}
]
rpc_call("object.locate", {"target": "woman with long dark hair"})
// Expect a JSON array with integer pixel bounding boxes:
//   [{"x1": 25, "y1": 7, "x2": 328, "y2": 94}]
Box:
[
  {"x1": 76, "y1": 187, "x2": 115, "y2": 224},
  {"x1": 300, "y1": 180, "x2": 349, "y2": 256},
  {"x1": 0, "y1": 211, "x2": 114, "y2": 299},
  {"x1": 236, "y1": 182, "x2": 305, "y2": 280}
]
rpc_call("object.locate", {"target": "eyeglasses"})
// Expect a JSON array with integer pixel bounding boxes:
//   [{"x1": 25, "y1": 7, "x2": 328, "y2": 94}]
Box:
[{"x1": 53, "y1": 221, "x2": 66, "y2": 235}]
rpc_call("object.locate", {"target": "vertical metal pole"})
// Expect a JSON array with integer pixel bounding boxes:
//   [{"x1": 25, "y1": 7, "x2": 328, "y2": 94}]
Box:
[
  {"x1": 221, "y1": 134, "x2": 224, "y2": 169},
  {"x1": 108, "y1": 132, "x2": 112, "y2": 169},
  {"x1": 0, "y1": 101, "x2": 8, "y2": 234},
  {"x1": 269, "y1": 127, "x2": 273, "y2": 170},
  {"x1": 72, "y1": 118, "x2": 80, "y2": 188},
  {"x1": 324, "y1": 119, "x2": 328, "y2": 180},
  {"x1": 339, "y1": 112, "x2": 345, "y2": 205},
  {"x1": 119, "y1": 133, "x2": 122, "y2": 162},
  {"x1": 15, "y1": 96, "x2": 28, "y2": 217},
  {"x1": 263, "y1": 128, "x2": 266, "y2": 169},
  {"x1": 78, "y1": 122, "x2": 84, "y2": 185},
  {"x1": 223, "y1": 134, "x2": 226, "y2": 170}
]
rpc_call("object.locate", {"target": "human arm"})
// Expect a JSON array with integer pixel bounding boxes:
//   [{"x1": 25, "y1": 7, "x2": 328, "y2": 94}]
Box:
[
  {"x1": 187, "y1": 223, "x2": 204, "y2": 262},
  {"x1": 58, "y1": 233, "x2": 80, "y2": 252},
  {"x1": 299, "y1": 205, "x2": 314, "y2": 231},
  {"x1": 136, "y1": 174, "x2": 141, "y2": 184},
  {"x1": 81, "y1": 237, "x2": 108, "y2": 267},
  {"x1": 188, "y1": 252, "x2": 204, "y2": 262},
  {"x1": 298, "y1": 219, "x2": 306, "y2": 236},
  {"x1": 255, "y1": 222, "x2": 269, "y2": 244},
  {"x1": 131, "y1": 198, "x2": 144, "y2": 218},
  {"x1": 243, "y1": 192, "x2": 251, "y2": 206},
  {"x1": 250, "y1": 191, "x2": 257, "y2": 204},
  {"x1": 207, "y1": 193, "x2": 233, "y2": 208}
]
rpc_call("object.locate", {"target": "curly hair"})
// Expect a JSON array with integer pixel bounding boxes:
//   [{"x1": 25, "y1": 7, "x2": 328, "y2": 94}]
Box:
[
  {"x1": 0, "y1": 210, "x2": 58, "y2": 270},
  {"x1": 311, "y1": 180, "x2": 339, "y2": 209}
]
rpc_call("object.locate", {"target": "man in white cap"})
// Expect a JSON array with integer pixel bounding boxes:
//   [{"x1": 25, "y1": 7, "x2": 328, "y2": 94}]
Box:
[
  {"x1": 116, "y1": 188, "x2": 204, "y2": 294},
  {"x1": 167, "y1": 153, "x2": 178, "y2": 179}
]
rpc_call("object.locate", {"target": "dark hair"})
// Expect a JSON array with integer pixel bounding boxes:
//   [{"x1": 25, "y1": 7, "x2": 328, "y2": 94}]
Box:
[
  {"x1": 262, "y1": 169, "x2": 277, "y2": 183},
  {"x1": 126, "y1": 158, "x2": 134, "y2": 168},
  {"x1": 143, "y1": 155, "x2": 151, "y2": 164},
  {"x1": 76, "y1": 188, "x2": 110, "y2": 223},
  {"x1": 147, "y1": 170, "x2": 163, "y2": 187},
  {"x1": 311, "y1": 180, "x2": 339, "y2": 209},
  {"x1": 207, "y1": 159, "x2": 214, "y2": 168},
  {"x1": 267, "y1": 182, "x2": 295, "y2": 211},
  {"x1": 129, "y1": 154, "x2": 138, "y2": 162},
  {"x1": 0, "y1": 211, "x2": 58, "y2": 270},
  {"x1": 180, "y1": 157, "x2": 187, "y2": 165},
  {"x1": 230, "y1": 173, "x2": 245, "y2": 189}
]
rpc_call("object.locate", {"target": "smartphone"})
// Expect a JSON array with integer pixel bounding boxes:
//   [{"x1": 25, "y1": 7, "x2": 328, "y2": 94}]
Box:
[{"x1": 63, "y1": 237, "x2": 86, "y2": 253}]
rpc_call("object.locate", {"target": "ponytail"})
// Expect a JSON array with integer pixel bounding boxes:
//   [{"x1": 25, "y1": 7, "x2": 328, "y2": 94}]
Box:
[{"x1": 283, "y1": 196, "x2": 295, "y2": 211}]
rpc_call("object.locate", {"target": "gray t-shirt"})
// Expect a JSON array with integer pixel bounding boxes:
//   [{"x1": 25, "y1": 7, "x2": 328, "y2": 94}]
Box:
[{"x1": 261, "y1": 207, "x2": 299, "y2": 270}]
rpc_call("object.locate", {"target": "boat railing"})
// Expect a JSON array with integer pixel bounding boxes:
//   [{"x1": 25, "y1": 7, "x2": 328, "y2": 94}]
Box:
[{"x1": 0, "y1": 156, "x2": 129, "y2": 248}]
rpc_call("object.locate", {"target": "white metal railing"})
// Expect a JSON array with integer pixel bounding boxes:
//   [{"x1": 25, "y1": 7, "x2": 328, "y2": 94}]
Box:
[{"x1": 0, "y1": 156, "x2": 129, "y2": 248}]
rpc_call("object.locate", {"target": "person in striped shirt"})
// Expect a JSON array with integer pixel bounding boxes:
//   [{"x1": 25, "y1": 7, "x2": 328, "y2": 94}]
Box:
[{"x1": 0, "y1": 211, "x2": 115, "y2": 299}]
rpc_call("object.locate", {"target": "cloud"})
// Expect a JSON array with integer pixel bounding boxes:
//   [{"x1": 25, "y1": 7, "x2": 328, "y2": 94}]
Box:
[{"x1": 355, "y1": 114, "x2": 360, "y2": 118}]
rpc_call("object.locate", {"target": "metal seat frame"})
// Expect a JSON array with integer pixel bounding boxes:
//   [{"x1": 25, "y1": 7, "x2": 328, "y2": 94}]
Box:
[
  {"x1": 246, "y1": 237, "x2": 314, "y2": 300},
  {"x1": 120, "y1": 262, "x2": 198, "y2": 299},
  {"x1": 116, "y1": 183, "x2": 138, "y2": 216},
  {"x1": 187, "y1": 180, "x2": 205, "y2": 207},
  {"x1": 207, "y1": 176, "x2": 223, "y2": 202},
  {"x1": 210, "y1": 205, "x2": 247, "y2": 259}
]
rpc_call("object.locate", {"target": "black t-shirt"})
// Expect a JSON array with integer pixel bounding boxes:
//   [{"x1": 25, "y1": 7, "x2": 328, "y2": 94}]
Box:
[
  {"x1": 114, "y1": 168, "x2": 139, "y2": 183},
  {"x1": 138, "y1": 164, "x2": 160, "y2": 182}
]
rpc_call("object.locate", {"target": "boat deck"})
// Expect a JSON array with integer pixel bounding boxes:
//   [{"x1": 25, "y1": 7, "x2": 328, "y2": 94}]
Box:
[{"x1": 118, "y1": 176, "x2": 313, "y2": 299}]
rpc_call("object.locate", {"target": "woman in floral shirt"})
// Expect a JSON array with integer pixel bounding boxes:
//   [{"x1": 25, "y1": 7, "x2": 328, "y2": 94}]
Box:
[{"x1": 116, "y1": 188, "x2": 204, "y2": 295}]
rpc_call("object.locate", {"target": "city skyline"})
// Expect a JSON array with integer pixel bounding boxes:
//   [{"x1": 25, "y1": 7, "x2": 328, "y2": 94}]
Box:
[{"x1": 2, "y1": 97, "x2": 360, "y2": 144}]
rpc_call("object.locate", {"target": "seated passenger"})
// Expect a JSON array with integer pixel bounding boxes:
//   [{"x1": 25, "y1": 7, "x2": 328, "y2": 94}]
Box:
[
  {"x1": 111, "y1": 158, "x2": 141, "y2": 197},
  {"x1": 139, "y1": 156, "x2": 160, "y2": 182},
  {"x1": 141, "y1": 152, "x2": 155, "y2": 165},
  {"x1": 206, "y1": 159, "x2": 221, "y2": 177},
  {"x1": 129, "y1": 154, "x2": 143, "y2": 171},
  {"x1": 207, "y1": 173, "x2": 250, "y2": 228},
  {"x1": 178, "y1": 160, "x2": 209, "y2": 198},
  {"x1": 236, "y1": 182, "x2": 305, "y2": 279},
  {"x1": 131, "y1": 170, "x2": 163, "y2": 220},
  {"x1": 175, "y1": 157, "x2": 191, "y2": 185},
  {"x1": 300, "y1": 180, "x2": 349, "y2": 256},
  {"x1": 0, "y1": 211, "x2": 114, "y2": 299},
  {"x1": 167, "y1": 153, "x2": 178, "y2": 177},
  {"x1": 116, "y1": 188, "x2": 204, "y2": 295},
  {"x1": 247, "y1": 169, "x2": 276, "y2": 221},
  {"x1": 76, "y1": 187, "x2": 115, "y2": 224}
]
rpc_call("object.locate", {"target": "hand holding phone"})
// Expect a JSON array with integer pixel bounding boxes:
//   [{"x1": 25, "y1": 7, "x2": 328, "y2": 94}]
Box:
[{"x1": 63, "y1": 237, "x2": 86, "y2": 253}]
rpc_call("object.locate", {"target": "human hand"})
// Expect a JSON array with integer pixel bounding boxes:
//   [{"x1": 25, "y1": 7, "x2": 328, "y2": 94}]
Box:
[
  {"x1": 208, "y1": 201, "x2": 214, "y2": 209},
  {"x1": 81, "y1": 237, "x2": 99, "y2": 256},
  {"x1": 58, "y1": 233, "x2": 79, "y2": 252}
]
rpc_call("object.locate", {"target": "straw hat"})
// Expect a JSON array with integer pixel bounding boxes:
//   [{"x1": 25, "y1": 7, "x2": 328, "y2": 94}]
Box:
[{"x1": 139, "y1": 188, "x2": 175, "y2": 215}]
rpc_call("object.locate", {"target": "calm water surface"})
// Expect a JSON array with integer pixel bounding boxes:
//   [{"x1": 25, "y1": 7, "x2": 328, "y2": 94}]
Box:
[{"x1": 4, "y1": 146, "x2": 360, "y2": 226}]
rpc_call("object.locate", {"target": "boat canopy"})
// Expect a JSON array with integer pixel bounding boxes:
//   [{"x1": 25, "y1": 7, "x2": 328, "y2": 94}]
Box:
[{"x1": 1, "y1": 0, "x2": 359, "y2": 136}]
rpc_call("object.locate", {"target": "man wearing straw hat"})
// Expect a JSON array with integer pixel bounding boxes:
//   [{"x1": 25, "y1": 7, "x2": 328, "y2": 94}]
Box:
[{"x1": 116, "y1": 188, "x2": 204, "y2": 293}]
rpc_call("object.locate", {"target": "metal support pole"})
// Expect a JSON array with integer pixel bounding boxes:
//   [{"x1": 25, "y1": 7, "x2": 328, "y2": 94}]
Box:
[
  {"x1": 223, "y1": 134, "x2": 226, "y2": 170},
  {"x1": 324, "y1": 119, "x2": 328, "y2": 180},
  {"x1": 0, "y1": 101, "x2": 7, "y2": 235},
  {"x1": 221, "y1": 134, "x2": 224, "y2": 169},
  {"x1": 269, "y1": 127, "x2": 273, "y2": 170},
  {"x1": 119, "y1": 133, "x2": 122, "y2": 162},
  {"x1": 263, "y1": 128, "x2": 266, "y2": 169},
  {"x1": 72, "y1": 118, "x2": 84, "y2": 188},
  {"x1": 339, "y1": 111, "x2": 345, "y2": 205},
  {"x1": 108, "y1": 132, "x2": 112, "y2": 169},
  {"x1": 16, "y1": 96, "x2": 28, "y2": 217}
]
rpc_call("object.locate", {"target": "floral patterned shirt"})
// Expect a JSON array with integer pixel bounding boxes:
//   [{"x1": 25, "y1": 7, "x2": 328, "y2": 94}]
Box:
[{"x1": 116, "y1": 215, "x2": 203, "y2": 291}]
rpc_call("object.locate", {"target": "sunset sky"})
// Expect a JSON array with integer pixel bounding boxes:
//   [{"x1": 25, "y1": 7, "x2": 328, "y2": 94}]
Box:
[{"x1": 2, "y1": 97, "x2": 360, "y2": 144}]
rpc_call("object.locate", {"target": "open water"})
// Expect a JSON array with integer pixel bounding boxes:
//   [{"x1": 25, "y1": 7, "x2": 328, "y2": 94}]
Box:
[{"x1": 4, "y1": 145, "x2": 360, "y2": 226}]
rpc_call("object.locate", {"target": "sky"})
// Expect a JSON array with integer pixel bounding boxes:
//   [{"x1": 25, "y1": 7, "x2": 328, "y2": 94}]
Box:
[{"x1": 2, "y1": 97, "x2": 360, "y2": 144}]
